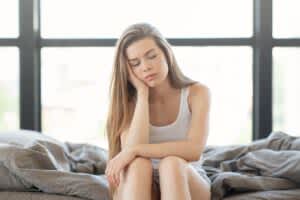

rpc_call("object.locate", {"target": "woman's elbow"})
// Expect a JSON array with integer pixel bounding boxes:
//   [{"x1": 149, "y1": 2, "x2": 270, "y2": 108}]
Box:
[{"x1": 190, "y1": 145, "x2": 203, "y2": 162}]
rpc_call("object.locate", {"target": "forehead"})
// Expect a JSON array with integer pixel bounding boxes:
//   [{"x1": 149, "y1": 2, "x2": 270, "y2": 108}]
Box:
[{"x1": 126, "y1": 38, "x2": 158, "y2": 59}]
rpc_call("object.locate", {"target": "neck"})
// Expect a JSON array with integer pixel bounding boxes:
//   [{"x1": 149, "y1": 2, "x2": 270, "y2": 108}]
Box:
[{"x1": 149, "y1": 78, "x2": 179, "y2": 104}]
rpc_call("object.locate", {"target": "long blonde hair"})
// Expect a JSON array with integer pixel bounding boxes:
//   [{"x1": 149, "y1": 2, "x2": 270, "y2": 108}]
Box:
[{"x1": 105, "y1": 22, "x2": 196, "y2": 199}]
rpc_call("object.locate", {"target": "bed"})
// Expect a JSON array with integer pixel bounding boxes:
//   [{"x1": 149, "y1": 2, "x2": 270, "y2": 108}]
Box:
[
  {"x1": 0, "y1": 130, "x2": 109, "y2": 200},
  {"x1": 0, "y1": 130, "x2": 299, "y2": 200},
  {"x1": 202, "y1": 131, "x2": 300, "y2": 200}
]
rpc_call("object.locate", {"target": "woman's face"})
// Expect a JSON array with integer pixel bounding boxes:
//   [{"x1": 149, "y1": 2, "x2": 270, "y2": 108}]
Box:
[{"x1": 126, "y1": 37, "x2": 169, "y2": 87}]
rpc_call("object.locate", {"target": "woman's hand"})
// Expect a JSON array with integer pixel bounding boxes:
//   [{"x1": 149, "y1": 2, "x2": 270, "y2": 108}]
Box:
[
  {"x1": 105, "y1": 147, "x2": 137, "y2": 188},
  {"x1": 127, "y1": 63, "x2": 149, "y2": 96}
]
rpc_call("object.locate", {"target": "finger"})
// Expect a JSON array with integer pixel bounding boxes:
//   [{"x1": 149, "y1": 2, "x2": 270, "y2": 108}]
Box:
[
  {"x1": 115, "y1": 170, "x2": 120, "y2": 187},
  {"x1": 112, "y1": 168, "x2": 118, "y2": 187},
  {"x1": 114, "y1": 166, "x2": 121, "y2": 187},
  {"x1": 108, "y1": 175, "x2": 115, "y2": 187},
  {"x1": 110, "y1": 176, "x2": 116, "y2": 188},
  {"x1": 111, "y1": 168, "x2": 116, "y2": 185},
  {"x1": 116, "y1": 170, "x2": 120, "y2": 187},
  {"x1": 107, "y1": 176, "x2": 112, "y2": 185},
  {"x1": 106, "y1": 166, "x2": 114, "y2": 187},
  {"x1": 116, "y1": 169, "x2": 123, "y2": 188}
]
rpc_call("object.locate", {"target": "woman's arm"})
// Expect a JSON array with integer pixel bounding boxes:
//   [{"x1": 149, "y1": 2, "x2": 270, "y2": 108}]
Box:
[
  {"x1": 133, "y1": 140, "x2": 201, "y2": 162},
  {"x1": 121, "y1": 91, "x2": 150, "y2": 150},
  {"x1": 132, "y1": 84, "x2": 211, "y2": 162}
]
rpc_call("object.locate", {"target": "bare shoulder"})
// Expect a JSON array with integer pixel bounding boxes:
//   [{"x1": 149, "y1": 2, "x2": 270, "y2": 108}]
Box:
[
  {"x1": 187, "y1": 82, "x2": 211, "y2": 111},
  {"x1": 189, "y1": 82, "x2": 210, "y2": 97}
]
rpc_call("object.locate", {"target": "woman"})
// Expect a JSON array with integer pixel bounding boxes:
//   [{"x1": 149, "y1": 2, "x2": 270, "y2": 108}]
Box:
[{"x1": 105, "y1": 23, "x2": 211, "y2": 200}]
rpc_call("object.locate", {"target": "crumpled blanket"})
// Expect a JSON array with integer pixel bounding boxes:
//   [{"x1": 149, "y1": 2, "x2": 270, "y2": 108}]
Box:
[
  {"x1": 200, "y1": 131, "x2": 300, "y2": 200},
  {"x1": 0, "y1": 130, "x2": 109, "y2": 200},
  {"x1": 1, "y1": 130, "x2": 300, "y2": 200}
]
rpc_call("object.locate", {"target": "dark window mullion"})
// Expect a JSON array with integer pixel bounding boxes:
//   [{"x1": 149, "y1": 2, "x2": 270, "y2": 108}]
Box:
[
  {"x1": 253, "y1": 0, "x2": 273, "y2": 140},
  {"x1": 273, "y1": 39, "x2": 300, "y2": 47},
  {"x1": 19, "y1": 0, "x2": 41, "y2": 131},
  {"x1": 0, "y1": 39, "x2": 18, "y2": 46},
  {"x1": 40, "y1": 38, "x2": 252, "y2": 47}
]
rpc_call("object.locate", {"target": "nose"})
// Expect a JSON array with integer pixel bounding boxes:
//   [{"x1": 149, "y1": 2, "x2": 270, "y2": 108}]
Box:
[{"x1": 141, "y1": 59, "x2": 152, "y2": 72}]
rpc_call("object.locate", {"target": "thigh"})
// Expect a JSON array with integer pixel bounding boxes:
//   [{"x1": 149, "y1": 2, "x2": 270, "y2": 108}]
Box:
[
  {"x1": 114, "y1": 159, "x2": 153, "y2": 200},
  {"x1": 187, "y1": 165, "x2": 211, "y2": 200}
]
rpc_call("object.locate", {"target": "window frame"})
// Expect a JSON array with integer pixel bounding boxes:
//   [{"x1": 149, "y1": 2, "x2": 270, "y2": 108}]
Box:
[{"x1": 1, "y1": 0, "x2": 299, "y2": 141}]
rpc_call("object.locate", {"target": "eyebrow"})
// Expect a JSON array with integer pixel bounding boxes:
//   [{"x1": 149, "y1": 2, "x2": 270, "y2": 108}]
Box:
[{"x1": 128, "y1": 48, "x2": 156, "y2": 61}]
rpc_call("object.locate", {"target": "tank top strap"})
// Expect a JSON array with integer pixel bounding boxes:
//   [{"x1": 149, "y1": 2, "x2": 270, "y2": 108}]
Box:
[
  {"x1": 181, "y1": 86, "x2": 191, "y2": 114},
  {"x1": 183, "y1": 86, "x2": 189, "y2": 100}
]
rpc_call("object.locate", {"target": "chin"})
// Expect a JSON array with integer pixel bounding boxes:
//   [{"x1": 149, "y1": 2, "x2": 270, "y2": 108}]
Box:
[
  {"x1": 148, "y1": 80, "x2": 164, "y2": 88},
  {"x1": 146, "y1": 82, "x2": 156, "y2": 87}
]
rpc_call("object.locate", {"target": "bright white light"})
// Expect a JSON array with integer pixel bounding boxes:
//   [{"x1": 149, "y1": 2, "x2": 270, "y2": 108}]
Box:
[
  {"x1": 273, "y1": 48, "x2": 300, "y2": 136},
  {"x1": 273, "y1": 0, "x2": 300, "y2": 38},
  {"x1": 41, "y1": 0, "x2": 252, "y2": 38},
  {"x1": 41, "y1": 46, "x2": 252, "y2": 147},
  {"x1": 0, "y1": 47, "x2": 19, "y2": 131},
  {"x1": 0, "y1": 0, "x2": 19, "y2": 37}
]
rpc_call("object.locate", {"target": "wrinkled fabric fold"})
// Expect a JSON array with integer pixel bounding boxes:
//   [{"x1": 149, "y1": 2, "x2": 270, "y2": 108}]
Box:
[{"x1": 198, "y1": 131, "x2": 300, "y2": 200}]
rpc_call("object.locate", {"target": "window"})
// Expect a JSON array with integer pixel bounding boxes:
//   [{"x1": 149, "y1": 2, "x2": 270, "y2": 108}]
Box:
[
  {"x1": 41, "y1": 47, "x2": 113, "y2": 148},
  {"x1": 0, "y1": 0, "x2": 19, "y2": 38},
  {"x1": 39, "y1": 0, "x2": 254, "y2": 147},
  {"x1": 12, "y1": 0, "x2": 282, "y2": 147},
  {"x1": 174, "y1": 47, "x2": 252, "y2": 145},
  {"x1": 41, "y1": 0, "x2": 252, "y2": 38},
  {"x1": 273, "y1": 0, "x2": 300, "y2": 38},
  {"x1": 0, "y1": 47, "x2": 19, "y2": 131},
  {"x1": 41, "y1": 47, "x2": 252, "y2": 146},
  {"x1": 273, "y1": 48, "x2": 300, "y2": 136}
]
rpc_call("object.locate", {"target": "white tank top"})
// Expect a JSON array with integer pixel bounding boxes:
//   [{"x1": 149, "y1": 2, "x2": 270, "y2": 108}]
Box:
[{"x1": 149, "y1": 86, "x2": 203, "y2": 169}]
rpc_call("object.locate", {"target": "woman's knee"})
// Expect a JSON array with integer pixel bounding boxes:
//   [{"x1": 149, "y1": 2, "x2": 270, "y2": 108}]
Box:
[
  {"x1": 125, "y1": 157, "x2": 153, "y2": 176},
  {"x1": 116, "y1": 157, "x2": 153, "y2": 198},
  {"x1": 158, "y1": 156, "x2": 187, "y2": 172}
]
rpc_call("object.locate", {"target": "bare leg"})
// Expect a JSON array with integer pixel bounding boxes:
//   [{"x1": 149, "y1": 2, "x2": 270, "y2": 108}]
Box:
[
  {"x1": 114, "y1": 157, "x2": 153, "y2": 200},
  {"x1": 187, "y1": 165, "x2": 211, "y2": 200},
  {"x1": 158, "y1": 156, "x2": 191, "y2": 200}
]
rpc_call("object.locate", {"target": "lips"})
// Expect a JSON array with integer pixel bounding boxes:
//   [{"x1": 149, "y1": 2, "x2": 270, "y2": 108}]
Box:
[{"x1": 145, "y1": 73, "x2": 156, "y2": 80}]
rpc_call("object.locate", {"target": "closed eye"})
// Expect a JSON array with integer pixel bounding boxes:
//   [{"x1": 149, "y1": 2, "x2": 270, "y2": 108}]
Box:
[
  {"x1": 130, "y1": 55, "x2": 156, "y2": 67},
  {"x1": 130, "y1": 61, "x2": 140, "y2": 67},
  {"x1": 148, "y1": 54, "x2": 157, "y2": 59}
]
